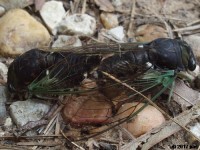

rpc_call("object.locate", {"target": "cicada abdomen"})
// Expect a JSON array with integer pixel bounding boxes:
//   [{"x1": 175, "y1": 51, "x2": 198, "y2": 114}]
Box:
[{"x1": 7, "y1": 49, "x2": 102, "y2": 94}]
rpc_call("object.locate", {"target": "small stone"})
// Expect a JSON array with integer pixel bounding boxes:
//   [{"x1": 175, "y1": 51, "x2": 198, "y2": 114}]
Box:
[
  {"x1": 4, "y1": 117, "x2": 13, "y2": 127},
  {"x1": 0, "y1": 6, "x2": 5, "y2": 16},
  {"x1": 40, "y1": 1, "x2": 66, "y2": 35},
  {"x1": 114, "y1": 102, "x2": 165, "y2": 137},
  {"x1": 184, "y1": 35, "x2": 200, "y2": 61},
  {"x1": 100, "y1": 12, "x2": 118, "y2": 29},
  {"x1": 94, "y1": 0, "x2": 115, "y2": 12},
  {"x1": 0, "y1": 62, "x2": 8, "y2": 82},
  {"x1": 0, "y1": 86, "x2": 7, "y2": 124},
  {"x1": 10, "y1": 99, "x2": 50, "y2": 127},
  {"x1": 57, "y1": 14, "x2": 96, "y2": 36},
  {"x1": 0, "y1": 9, "x2": 51, "y2": 57},
  {"x1": 107, "y1": 26, "x2": 125, "y2": 42},
  {"x1": 186, "y1": 123, "x2": 200, "y2": 145},
  {"x1": 111, "y1": 0, "x2": 132, "y2": 13},
  {"x1": 135, "y1": 24, "x2": 168, "y2": 42},
  {"x1": 52, "y1": 35, "x2": 82, "y2": 48},
  {"x1": 0, "y1": 0, "x2": 34, "y2": 10}
]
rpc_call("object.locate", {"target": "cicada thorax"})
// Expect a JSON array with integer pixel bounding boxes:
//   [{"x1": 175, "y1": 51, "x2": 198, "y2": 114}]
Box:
[{"x1": 97, "y1": 49, "x2": 151, "y2": 99}]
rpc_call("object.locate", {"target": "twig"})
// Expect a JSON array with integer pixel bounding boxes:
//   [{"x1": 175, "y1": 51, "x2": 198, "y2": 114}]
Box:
[
  {"x1": 173, "y1": 24, "x2": 200, "y2": 32},
  {"x1": 127, "y1": 0, "x2": 136, "y2": 39},
  {"x1": 70, "y1": 1, "x2": 74, "y2": 14},
  {"x1": 0, "y1": 135, "x2": 63, "y2": 140},
  {"x1": 43, "y1": 114, "x2": 58, "y2": 134},
  {"x1": 0, "y1": 144, "x2": 31, "y2": 150},
  {"x1": 101, "y1": 71, "x2": 200, "y2": 143},
  {"x1": 55, "y1": 115, "x2": 60, "y2": 135},
  {"x1": 61, "y1": 129, "x2": 85, "y2": 150},
  {"x1": 74, "y1": 0, "x2": 81, "y2": 13},
  {"x1": 81, "y1": 0, "x2": 87, "y2": 14},
  {"x1": 187, "y1": 19, "x2": 200, "y2": 26},
  {"x1": 14, "y1": 120, "x2": 48, "y2": 137},
  {"x1": 17, "y1": 141, "x2": 62, "y2": 146}
]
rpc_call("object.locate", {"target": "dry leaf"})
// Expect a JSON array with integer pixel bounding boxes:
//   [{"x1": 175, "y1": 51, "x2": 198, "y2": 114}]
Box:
[{"x1": 173, "y1": 80, "x2": 200, "y2": 107}]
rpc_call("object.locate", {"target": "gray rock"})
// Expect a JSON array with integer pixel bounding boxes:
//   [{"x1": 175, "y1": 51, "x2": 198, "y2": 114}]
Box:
[
  {"x1": 52, "y1": 35, "x2": 82, "y2": 48},
  {"x1": 0, "y1": 86, "x2": 7, "y2": 124},
  {"x1": 57, "y1": 14, "x2": 96, "y2": 36},
  {"x1": 40, "y1": 1, "x2": 66, "y2": 35},
  {"x1": 10, "y1": 99, "x2": 50, "y2": 127}
]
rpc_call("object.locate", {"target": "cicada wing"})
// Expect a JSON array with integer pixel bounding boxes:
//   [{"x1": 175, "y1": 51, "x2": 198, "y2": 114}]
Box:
[
  {"x1": 28, "y1": 52, "x2": 102, "y2": 95},
  {"x1": 27, "y1": 41, "x2": 152, "y2": 95},
  {"x1": 61, "y1": 69, "x2": 176, "y2": 141},
  {"x1": 48, "y1": 42, "x2": 149, "y2": 55}
]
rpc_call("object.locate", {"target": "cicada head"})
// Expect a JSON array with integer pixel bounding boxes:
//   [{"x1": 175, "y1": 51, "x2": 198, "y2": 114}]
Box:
[
  {"x1": 148, "y1": 38, "x2": 196, "y2": 71},
  {"x1": 7, "y1": 49, "x2": 50, "y2": 94},
  {"x1": 178, "y1": 40, "x2": 196, "y2": 71}
]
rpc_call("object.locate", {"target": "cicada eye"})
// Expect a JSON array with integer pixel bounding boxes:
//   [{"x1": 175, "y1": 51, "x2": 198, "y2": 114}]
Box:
[{"x1": 180, "y1": 41, "x2": 196, "y2": 71}]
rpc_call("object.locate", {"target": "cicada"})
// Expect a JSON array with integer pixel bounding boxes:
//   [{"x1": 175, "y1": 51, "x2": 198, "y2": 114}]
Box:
[{"x1": 7, "y1": 38, "x2": 196, "y2": 140}]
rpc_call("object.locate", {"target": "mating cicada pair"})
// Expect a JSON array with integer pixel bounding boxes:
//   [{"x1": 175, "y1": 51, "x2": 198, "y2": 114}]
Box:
[{"x1": 7, "y1": 38, "x2": 196, "y2": 140}]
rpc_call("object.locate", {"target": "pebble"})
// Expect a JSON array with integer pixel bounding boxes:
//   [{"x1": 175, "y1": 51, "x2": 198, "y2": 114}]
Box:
[
  {"x1": 135, "y1": 24, "x2": 168, "y2": 42},
  {"x1": 107, "y1": 26, "x2": 125, "y2": 42},
  {"x1": 186, "y1": 123, "x2": 200, "y2": 145},
  {"x1": 4, "y1": 117, "x2": 13, "y2": 127},
  {"x1": 94, "y1": 0, "x2": 115, "y2": 12},
  {"x1": 0, "y1": 6, "x2": 5, "y2": 16},
  {"x1": 0, "y1": 62, "x2": 8, "y2": 82},
  {"x1": 111, "y1": 0, "x2": 132, "y2": 13},
  {"x1": 52, "y1": 35, "x2": 82, "y2": 48},
  {"x1": 57, "y1": 14, "x2": 96, "y2": 36},
  {"x1": 0, "y1": 9, "x2": 51, "y2": 57},
  {"x1": 114, "y1": 102, "x2": 165, "y2": 137},
  {"x1": 0, "y1": 86, "x2": 7, "y2": 124},
  {"x1": 40, "y1": 1, "x2": 66, "y2": 35},
  {"x1": 100, "y1": 12, "x2": 118, "y2": 29},
  {"x1": 184, "y1": 35, "x2": 200, "y2": 60},
  {"x1": 0, "y1": 0, "x2": 33, "y2": 10},
  {"x1": 10, "y1": 99, "x2": 50, "y2": 127}
]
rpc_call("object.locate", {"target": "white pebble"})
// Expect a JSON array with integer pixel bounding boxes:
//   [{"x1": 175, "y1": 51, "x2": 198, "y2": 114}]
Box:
[
  {"x1": 0, "y1": 62, "x2": 8, "y2": 82},
  {"x1": 107, "y1": 26, "x2": 125, "y2": 42},
  {"x1": 4, "y1": 117, "x2": 13, "y2": 127},
  {"x1": 57, "y1": 14, "x2": 96, "y2": 36},
  {"x1": 40, "y1": 1, "x2": 66, "y2": 35},
  {"x1": 0, "y1": 6, "x2": 5, "y2": 16},
  {"x1": 52, "y1": 35, "x2": 82, "y2": 48}
]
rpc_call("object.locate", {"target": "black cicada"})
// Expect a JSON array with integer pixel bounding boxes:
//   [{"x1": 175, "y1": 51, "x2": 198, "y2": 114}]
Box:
[{"x1": 7, "y1": 38, "x2": 196, "y2": 140}]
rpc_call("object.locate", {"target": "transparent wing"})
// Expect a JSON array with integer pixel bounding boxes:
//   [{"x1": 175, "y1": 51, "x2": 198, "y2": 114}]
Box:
[{"x1": 60, "y1": 69, "x2": 176, "y2": 141}]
